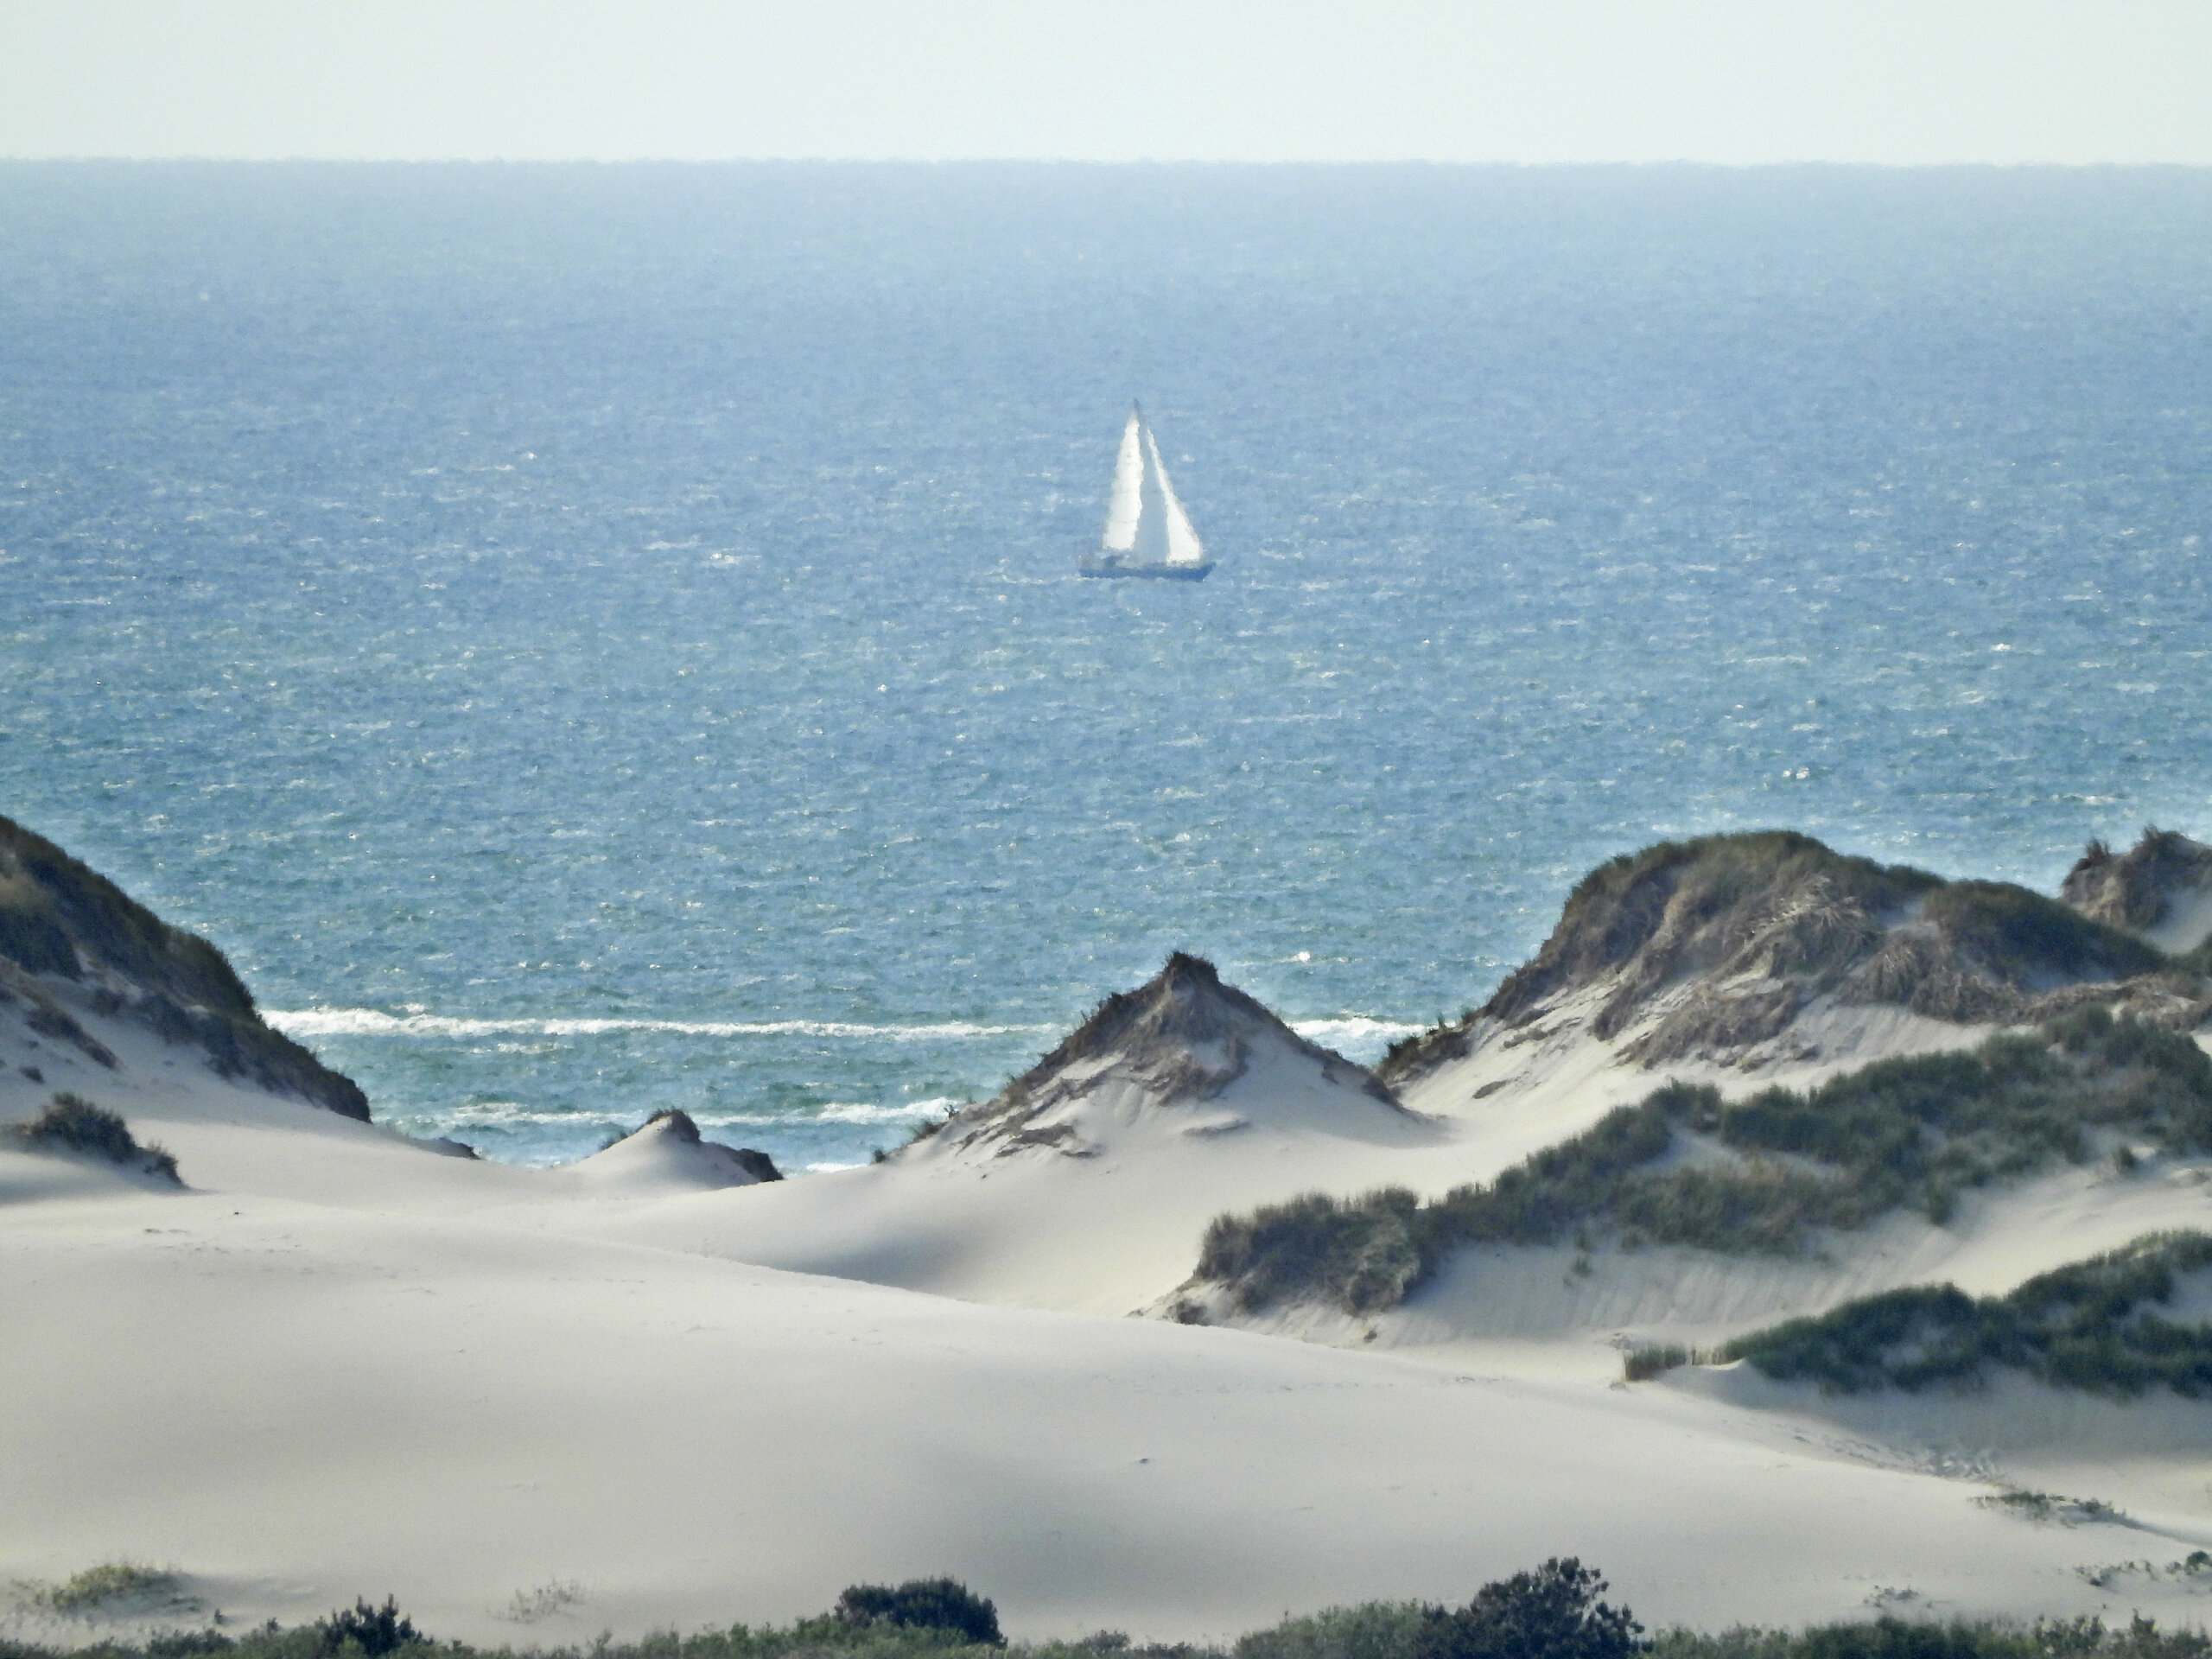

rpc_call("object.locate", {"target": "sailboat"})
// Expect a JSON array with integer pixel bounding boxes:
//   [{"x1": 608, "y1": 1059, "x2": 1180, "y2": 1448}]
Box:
[{"x1": 1079, "y1": 406, "x2": 1214, "y2": 581}]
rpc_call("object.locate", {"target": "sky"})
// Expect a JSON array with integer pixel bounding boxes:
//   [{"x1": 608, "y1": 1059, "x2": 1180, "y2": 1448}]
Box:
[{"x1": 1, "y1": 0, "x2": 2209, "y2": 165}]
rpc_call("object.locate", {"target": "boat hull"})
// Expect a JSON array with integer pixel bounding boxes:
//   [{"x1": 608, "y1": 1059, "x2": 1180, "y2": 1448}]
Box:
[{"x1": 1077, "y1": 561, "x2": 1214, "y2": 581}]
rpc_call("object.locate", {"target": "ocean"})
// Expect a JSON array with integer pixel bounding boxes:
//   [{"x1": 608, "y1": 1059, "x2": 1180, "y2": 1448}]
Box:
[{"x1": 4, "y1": 162, "x2": 2209, "y2": 1169}]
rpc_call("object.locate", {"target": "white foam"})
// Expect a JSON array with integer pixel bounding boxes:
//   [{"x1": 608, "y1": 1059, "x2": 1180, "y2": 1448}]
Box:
[
  {"x1": 1290, "y1": 1016, "x2": 1426, "y2": 1059},
  {"x1": 406, "y1": 1102, "x2": 617, "y2": 1129},
  {"x1": 266, "y1": 1008, "x2": 1053, "y2": 1042},
  {"x1": 691, "y1": 1099, "x2": 957, "y2": 1128},
  {"x1": 383, "y1": 1097, "x2": 960, "y2": 1134}
]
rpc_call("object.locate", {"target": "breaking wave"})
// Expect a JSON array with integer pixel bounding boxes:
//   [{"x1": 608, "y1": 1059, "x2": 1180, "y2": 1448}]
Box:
[
  {"x1": 405, "y1": 1096, "x2": 958, "y2": 1131},
  {"x1": 266, "y1": 1007, "x2": 1053, "y2": 1042},
  {"x1": 1290, "y1": 1016, "x2": 1426, "y2": 1044}
]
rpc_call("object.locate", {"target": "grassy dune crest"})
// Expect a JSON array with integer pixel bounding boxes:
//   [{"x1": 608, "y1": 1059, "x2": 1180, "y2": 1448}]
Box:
[
  {"x1": 1382, "y1": 831, "x2": 2190, "y2": 1084},
  {"x1": 0, "y1": 814, "x2": 367, "y2": 1120}
]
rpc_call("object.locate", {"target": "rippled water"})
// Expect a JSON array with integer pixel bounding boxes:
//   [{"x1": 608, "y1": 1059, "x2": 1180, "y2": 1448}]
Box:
[{"x1": 5, "y1": 163, "x2": 2209, "y2": 1166}]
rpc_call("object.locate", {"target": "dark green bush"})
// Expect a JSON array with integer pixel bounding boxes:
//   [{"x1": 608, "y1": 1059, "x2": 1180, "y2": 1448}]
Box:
[
  {"x1": 836, "y1": 1580, "x2": 1003, "y2": 1648},
  {"x1": 1198, "y1": 1189, "x2": 1426, "y2": 1314},
  {"x1": 17, "y1": 1093, "x2": 137, "y2": 1161},
  {"x1": 10, "y1": 1093, "x2": 179, "y2": 1184},
  {"x1": 1411, "y1": 1559, "x2": 1644, "y2": 1659},
  {"x1": 144, "y1": 1637, "x2": 237, "y2": 1658},
  {"x1": 312, "y1": 1599, "x2": 422, "y2": 1659},
  {"x1": 1722, "y1": 1232, "x2": 2212, "y2": 1397},
  {"x1": 1233, "y1": 1603, "x2": 1433, "y2": 1659},
  {"x1": 1622, "y1": 1344, "x2": 1703, "y2": 1382}
]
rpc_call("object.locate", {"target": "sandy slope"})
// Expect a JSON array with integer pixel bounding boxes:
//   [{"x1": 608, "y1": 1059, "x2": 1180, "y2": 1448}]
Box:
[{"x1": 1, "y1": 1106, "x2": 2202, "y2": 1646}]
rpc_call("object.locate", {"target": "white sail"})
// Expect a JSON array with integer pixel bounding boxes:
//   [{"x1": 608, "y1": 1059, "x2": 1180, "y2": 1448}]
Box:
[
  {"x1": 1100, "y1": 412, "x2": 1145, "y2": 552},
  {"x1": 1143, "y1": 423, "x2": 1206, "y2": 565},
  {"x1": 1098, "y1": 406, "x2": 1205, "y2": 566}
]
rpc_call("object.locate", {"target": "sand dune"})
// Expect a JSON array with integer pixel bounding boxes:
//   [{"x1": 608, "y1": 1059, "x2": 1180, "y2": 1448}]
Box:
[
  {"x1": 0, "y1": 1061, "x2": 2196, "y2": 1643},
  {"x1": 13, "y1": 829, "x2": 2212, "y2": 1643}
]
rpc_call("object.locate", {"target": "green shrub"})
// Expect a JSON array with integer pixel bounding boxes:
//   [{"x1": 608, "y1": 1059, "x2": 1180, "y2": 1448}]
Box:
[
  {"x1": 836, "y1": 1581, "x2": 1003, "y2": 1648},
  {"x1": 9, "y1": 1094, "x2": 180, "y2": 1184},
  {"x1": 1198, "y1": 1190, "x2": 1426, "y2": 1314},
  {"x1": 39, "y1": 1562, "x2": 186, "y2": 1616},
  {"x1": 1623, "y1": 1344, "x2": 1706, "y2": 1382},
  {"x1": 1234, "y1": 1603, "x2": 1433, "y2": 1659},
  {"x1": 17, "y1": 1093, "x2": 138, "y2": 1162},
  {"x1": 1721, "y1": 1232, "x2": 2212, "y2": 1397},
  {"x1": 312, "y1": 1599, "x2": 423, "y2": 1658},
  {"x1": 1411, "y1": 1559, "x2": 1645, "y2": 1659}
]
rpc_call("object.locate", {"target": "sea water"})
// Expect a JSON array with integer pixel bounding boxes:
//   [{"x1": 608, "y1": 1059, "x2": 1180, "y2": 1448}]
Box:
[{"x1": 4, "y1": 163, "x2": 2209, "y2": 1169}]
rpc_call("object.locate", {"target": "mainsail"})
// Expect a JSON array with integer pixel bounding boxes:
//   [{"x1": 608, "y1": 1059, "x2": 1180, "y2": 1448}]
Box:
[{"x1": 1100, "y1": 407, "x2": 1205, "y2": 567}]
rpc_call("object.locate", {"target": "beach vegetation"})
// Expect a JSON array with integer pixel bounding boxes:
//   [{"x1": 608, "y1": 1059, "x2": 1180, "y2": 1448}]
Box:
[
  {"x1": 1650, "y1": 1618, "x2": 2211, "y2": 1659},
  {"x1": 1973, "y1": 1491, "x2": 2128, "y2": 1527},
  {"x1": 0, "y1": 814, "x2": 370, "y2": 1122},
  {"x1": 836, "y1": 1582, "x2": 1002, "y2": 1648},
  {"x1": 16, "y1": 1563, "x2": 193, "y2": 1619},
  {"x1": 8, "y1": 1094, "x2": 180, "y2": 1185},
  {"x1": 1621, "y1": 1344, "x2": 1708, "y2": 1382},
  {"x1": 1233, "y1": 1601, "x2": 1433, "y2": 1659},
  {"x1": 312, "y1": 1600, "x2": 423, "y2": 1659},
  {"x1": 8, "y1": 1571, "x2": 2212, "y2": 1659},
  {"x1": 1716, "y1": 1231, "x2": 2212, "y2": 1397},
  {"x1": 1380, "y1": 830, "x2": 2189, "y2": 1088},
  {"x1": 904, "y1": 1110, "x2": 957, "y2": 1147},
  {"x1": 1197, "y1": 1012, "x2": 2212, "y2": 1317},
  {"x1": 1409, "y1": 1559, "x2": 1644, "y2": 1659},
  {"x1": 501, "y1": 1584, "x2": 588, "y2": 1626}
]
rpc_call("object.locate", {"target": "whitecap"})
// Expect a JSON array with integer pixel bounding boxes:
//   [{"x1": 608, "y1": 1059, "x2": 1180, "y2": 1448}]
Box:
[
  {"x1": 1290, "y1": 1016, "x2": 1427, "y2": 1061},
  {"x1": 266, "y1": 1008, "x2": 1056, "y2": 1042}
]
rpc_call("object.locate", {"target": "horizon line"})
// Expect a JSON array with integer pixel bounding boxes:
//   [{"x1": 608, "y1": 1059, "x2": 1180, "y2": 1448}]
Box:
[{"x1": 6, "y1": 155, "x2": 2211, "y2": 169}]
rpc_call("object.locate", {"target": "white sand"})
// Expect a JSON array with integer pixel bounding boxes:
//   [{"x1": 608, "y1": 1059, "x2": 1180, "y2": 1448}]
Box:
[{"x1": 9, "y1": 988, "x2": 2212, "y2": 1643}]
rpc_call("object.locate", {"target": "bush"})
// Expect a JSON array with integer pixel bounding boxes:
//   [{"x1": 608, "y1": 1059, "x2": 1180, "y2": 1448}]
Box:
[
  {"x1": 836, "y1": 1580, "x2": 1004, "y2": 1647},
  {"x1": 1235, "y1": 1603, "x2": 1433, "y2": 1659},
  {"x1": 35, "y1": 1561, "x2": 187, "y2": 1616},
  {"x1": 1622, "y1": 1344, "x2": 1697, "y2": 1382},
  {"x1": 10, "y1": 1093, "x2": 180, "y2": 1183},
  {"x1": 1412, "y1": 1559, "x2": 1645, "y2": 1659},
  {"x1": 1198, "y1": 1190, "x2": 1426, "y2": 1314},
  {"x1": 1721, "y1": 1232, "x2": 2212, "y2": 1397},
  {"x1": 312, "y1": 1599, "x2": 423, "y2": 1658},
  {"x1": 17, "y1": 1093, "x2": 138, "y2": 1162}
]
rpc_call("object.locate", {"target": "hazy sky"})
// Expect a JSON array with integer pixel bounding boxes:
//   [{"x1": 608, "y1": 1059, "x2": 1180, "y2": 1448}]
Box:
[{"x1": 3, "y1": 0, "x2": 2209, "y2": 165}]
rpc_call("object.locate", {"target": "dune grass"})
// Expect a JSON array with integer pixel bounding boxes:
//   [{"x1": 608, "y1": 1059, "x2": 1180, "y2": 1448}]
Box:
[
  {"x1": 7, "y1": 1095, "x2": 180, "y2": 1185},
  {"x1": 1198, "y1": 1008, "x2": 2212, "y2": 1317},
  {"x1": 1718, "y1": 1231, "x2": 2212, "y2": 1398},
  {"x1": 22, "y1": 1565, "x2": 190, "y2": 1619}
]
